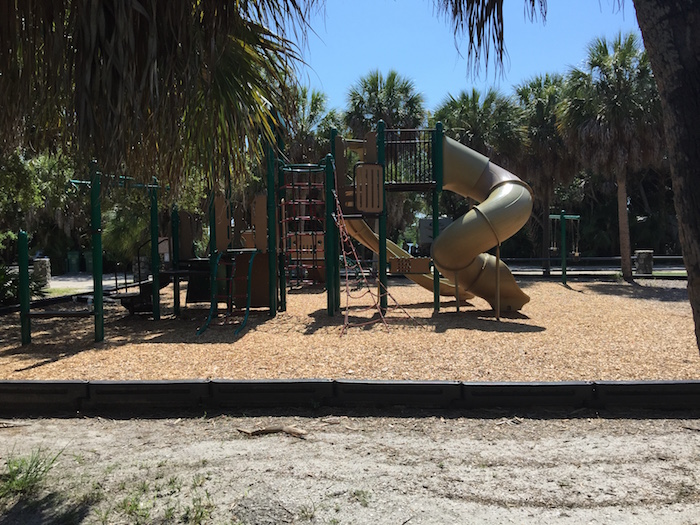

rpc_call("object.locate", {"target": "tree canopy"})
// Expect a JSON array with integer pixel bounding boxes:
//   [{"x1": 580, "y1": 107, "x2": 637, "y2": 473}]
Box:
[{"x1": 0, "y1": 0, "x2": 319, "y2": 186}]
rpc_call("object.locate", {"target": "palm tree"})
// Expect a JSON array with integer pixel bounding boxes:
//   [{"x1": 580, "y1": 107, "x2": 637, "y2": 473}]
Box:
[
  {"x1": 0, "y1": 1, "x2": 317, "y2": 188},
  {"x1": 287, "y1": 86, "x2": 329, "y2": 163},
  {"x1": 433, "y1": 88, "x2": 524, "y2": 219},
  {"x1": 631, "y1": 0, "x2": 700, "y2": 350},
  {"x1": 516, "y1": 74, "x2": 573, "y2": 273},
  {"x1": 344, "y1": 70, "x2": 426, "y2": 138},
  {"x1": 434, "y1": 88, "x2": 523, "y2": 159},
  {"x1": 343, "y1": 70, "x2": 427, "y2": 241},
  {"x1": 558, "y1": 32, "x2": 664, "y2": 281}
]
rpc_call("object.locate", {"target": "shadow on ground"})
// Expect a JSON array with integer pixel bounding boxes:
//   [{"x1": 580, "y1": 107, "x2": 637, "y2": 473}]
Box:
[{"x1": 584, "y1": 281, "x2": 688, "y2": 302}]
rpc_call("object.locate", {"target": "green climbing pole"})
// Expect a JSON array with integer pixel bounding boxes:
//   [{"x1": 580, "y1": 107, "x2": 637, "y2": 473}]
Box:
[
  {"x1": 171, "y1": 205, "x2": 181, "y2": 316},
  {"x1": 324, "y1": 153, "x2": 340, "y2": 316}
]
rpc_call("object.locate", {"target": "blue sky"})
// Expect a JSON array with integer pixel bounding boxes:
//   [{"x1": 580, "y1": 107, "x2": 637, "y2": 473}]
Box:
[{"x1": 297, "y1": 0, "x2": 641, "y2": 112}]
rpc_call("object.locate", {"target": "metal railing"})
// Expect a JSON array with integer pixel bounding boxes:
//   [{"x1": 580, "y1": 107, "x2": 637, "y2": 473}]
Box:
[{"x1": 384, "y1": 129, "x2": 435, "y2": 188}]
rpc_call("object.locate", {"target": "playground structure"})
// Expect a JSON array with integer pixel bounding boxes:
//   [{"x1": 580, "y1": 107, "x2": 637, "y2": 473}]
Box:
[
  {"x1": 330, "y1": 122, "x2": 533, "y2": 317},
  {"x1": 18, "y1": 165, "x2": 180, "y2": 344},
  {"x1": 18, "y1": 140, "x2": 292, "y2": 344},
  {"x1": 17, "y1": 120, "x2": 534, "y2": 344},
  {"x1": 550, "y1": 211, "x2": 582, "y2": 285}
]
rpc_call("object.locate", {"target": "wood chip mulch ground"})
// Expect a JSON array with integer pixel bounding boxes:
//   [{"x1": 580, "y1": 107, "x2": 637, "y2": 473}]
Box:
[{"x1": 0, "y1": 278, "x2": 697, "y2": 382}]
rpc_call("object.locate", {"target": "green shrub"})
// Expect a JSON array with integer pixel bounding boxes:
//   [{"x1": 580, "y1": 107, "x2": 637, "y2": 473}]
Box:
[{"x1": 0, "y1": 263, "x2": 46, "y2": 306}]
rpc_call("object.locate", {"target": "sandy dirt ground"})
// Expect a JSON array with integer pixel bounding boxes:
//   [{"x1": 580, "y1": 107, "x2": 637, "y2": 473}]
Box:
[{"x1": 1, "y1": 410, "x2": 700, "y2": 524}]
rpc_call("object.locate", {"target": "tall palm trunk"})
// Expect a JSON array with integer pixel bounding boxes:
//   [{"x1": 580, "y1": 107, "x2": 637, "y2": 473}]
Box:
[
  {"x1": 616, "y1": 170, "x2": 633, "y2": 280},
  {"x1": 633, "y1": 0, "x2": 700, "y2": 350}
]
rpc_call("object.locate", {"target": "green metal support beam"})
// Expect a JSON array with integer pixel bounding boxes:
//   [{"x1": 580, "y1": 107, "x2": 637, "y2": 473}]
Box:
[
  {"x1": 277, "y1": 134, "x2": 287, "y2": 312},
  {"x1": 377, "y1": 121, "x2": 388, "y2": 314},
  {"x1": 150, "y1": 182, "x2": 160, "y2": 320},
  {"x1": 90, "y1": 162, "x2": 104, "y2": 342},
  {"x1": 18, "y1": 230, "x2": 30, "y2": 345},
  {"x1": 208, "y1": 194, "x2": 218, "y2": 318},
  {"x1": 549, "y1": 211, "x2": 581, "y2": 285},
  {"x1": 329, "y1": 128, "x2": 341, "y2": 312},
  {"x1": 560, "y1": 209, "x2": 567, "y2": 285},
  {"x1": 324, "y1": 154, "x2": 339, "y2": 316},
  {"x1": 171, "y1": 206, "x2": 180, "y2": 316},
  {"x1": 266, "y1": 142, "x2": 278, "y2": 316},
  {"x1": 432, "y1": 122, "x2": 444, "y2": 312}
]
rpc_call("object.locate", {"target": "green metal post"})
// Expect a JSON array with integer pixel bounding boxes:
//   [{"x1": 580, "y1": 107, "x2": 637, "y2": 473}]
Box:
[
  {"x1": 18, "y1": 230, "x2": 30, "y2": 345},
  {"x1": 330, "y1": 128, "x2": 338, "y2": 158},
  {"x1": 560, "y1": 209, "x2": 567, "y2": 285},
  {"x1": 90, "y1": 163, "x2": 104, "y2": 342},
  {"x1": 377, "y1": 121, "x2": 387, "y2": 314},
  {"x1": 171, "y1": 205, "x2": 180, "y2": 316},
  {"x1": 324, "y1": 154, "x2": 338, "y2": 316},
  {"x1": 328, "y1": 127, "x2": 340, "y2": 313},
  {"x1": 329, "y1": 129, "x2": 341, "y2": 312},
  {"x1": 432, "y1": 122, "x2": 444, "y2": 312},
  {"x1": 150, "y1": 183, "x2": 160, "y2": 320},
  {"x1": 208, "y1": 193, "x2": 218, "y2": 317},
  {"x1": 266, "y1": 142, "x2": 278, "y2": 316},
  {"x1": 277, "y1": 134, "x2": 287, "y2": 312}
]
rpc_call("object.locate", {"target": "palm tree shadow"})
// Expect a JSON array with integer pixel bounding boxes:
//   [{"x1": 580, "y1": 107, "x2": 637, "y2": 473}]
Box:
[{"x1": 0, "y1": 492, "x2": 92, "y2": 525}]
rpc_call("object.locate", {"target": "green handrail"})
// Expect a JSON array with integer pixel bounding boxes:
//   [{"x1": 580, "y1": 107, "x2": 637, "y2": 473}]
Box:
[{"x1": 234, "y1": 250, "x2": 258, "y2": 336}]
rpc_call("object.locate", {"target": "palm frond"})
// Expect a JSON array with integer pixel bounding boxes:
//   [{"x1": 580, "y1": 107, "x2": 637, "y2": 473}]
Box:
[
  {"x1": 0, "y1": 0, "x2": 318, "y2": 189},
  {"x1": 433, "y1": 0, "x2": 547, "y2": 75}
]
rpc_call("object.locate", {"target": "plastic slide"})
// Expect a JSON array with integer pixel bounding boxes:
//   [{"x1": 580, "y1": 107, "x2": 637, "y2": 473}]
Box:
[
  {"x1": 430, "y1": 136, "x2": 533, "y2": 311},
  {"x1": 342, "y1": 135, "x2": 532, "y2": 312},
  {"x1": 343, "y1": 217, "x2": 474, "y2": 300}
]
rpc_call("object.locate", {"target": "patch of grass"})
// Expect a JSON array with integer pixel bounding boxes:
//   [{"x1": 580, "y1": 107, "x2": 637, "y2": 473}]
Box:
[
  {"x1": 351, "y1": 489, "x2": 370, "y2": 507},
  {"x1": 181, "y1": 491, "x2": 214, "y2": 524},
  {"x1": 103, "y1": 462, "x2": 119, "y2": 475},
  {"x1": 137, "y1": 479, "x2": 150, "y2": 494},
  {"x1": 94, "y1": 507, "x2": 112, "y2": 525},
  {"x1": 0, "y1": 448, "x2": 61, "y2": 500},
  {"x1": 80, "y1": 481, "x2": 105, "y2": 505},
  {"x1": 45, "y1": 287, "x2": 80, "y2": 298},
  {"x1": 297, "y1": 501, "x2": 316, "y2": 521},
  {"x1": 191, "y1": 472, "x2": 208, "y2": 488},
  {"x1": 167, "y1": 475, "x2": 183, "y2": 494},
  {"x1": 164, "y1": 502, "x2": 178, "y2": 521},
  {"x1": 117, "y1": 492, "x2": 152, "y2": 523}
]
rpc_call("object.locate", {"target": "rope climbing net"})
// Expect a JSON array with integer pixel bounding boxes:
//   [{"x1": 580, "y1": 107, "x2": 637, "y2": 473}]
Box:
[{"x1": 331, "y1": 176, "x2": 423, "y2": 336}]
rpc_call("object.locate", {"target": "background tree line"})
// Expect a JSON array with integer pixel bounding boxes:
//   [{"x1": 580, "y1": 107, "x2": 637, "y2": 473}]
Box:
[
  {"x1": 0, "y1": 29, "x2": 671, "y2": 282},
  {"x1": 287, "y1": 32, "x2": 671, "y2": 275}
]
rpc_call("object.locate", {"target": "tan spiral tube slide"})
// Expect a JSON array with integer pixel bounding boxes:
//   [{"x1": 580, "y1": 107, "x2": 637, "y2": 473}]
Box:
[{"x1": 431, "y1": 136, "x2": 533, "y2": 311}]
